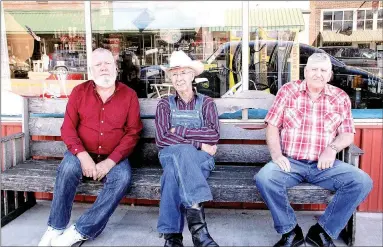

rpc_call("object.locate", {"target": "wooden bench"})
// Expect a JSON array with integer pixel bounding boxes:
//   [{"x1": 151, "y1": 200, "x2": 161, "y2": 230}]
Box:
[{"x1": 1, "y1": 93, "x2": 363, "y2": 246}]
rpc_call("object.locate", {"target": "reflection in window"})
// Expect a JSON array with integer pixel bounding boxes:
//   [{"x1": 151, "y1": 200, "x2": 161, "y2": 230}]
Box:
[
  {"x1": 378, "y1": 9, "x2": 383, "y2": 29},
  {"x1": 322, "y1": 10, "x2": 353, "y2": 31},
  {"x1": 246, "y1": 6, "x2": 307, "y2": 96},
  {"x1": 357, "y1": 10, "x2": 374, "y2": 30},
  {"x1": 91, "y1": 1, "x2": 241, "y2": 98},
  {"x1": 4, "y1": 1, "x2": 88, "y2": 88}
]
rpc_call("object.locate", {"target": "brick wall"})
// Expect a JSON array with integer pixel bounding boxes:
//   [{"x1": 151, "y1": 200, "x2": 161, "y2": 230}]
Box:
[{"x1": 309, "y1": 1, "x2": 378, "y2": 45}]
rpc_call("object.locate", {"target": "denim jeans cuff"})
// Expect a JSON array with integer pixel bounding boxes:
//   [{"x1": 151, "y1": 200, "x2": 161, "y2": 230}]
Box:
[
  {"x1": 47, "y1": 223, "x2": 67, "y2": 231},
  {"x1": 317, "y1": 221, "x2": 337, "y2": 239},
  {"x1": 275, "y1": 223, "x2": 297, "y2": 235},
  {"x1": 74, "y1": 225, "x2": 91, "y2": 240},
  {"x1": 183, "y1": 197, "x2": 212, "y2": 208},
  {"x1": 158, "y1": 229, "x2": 183, "y2": 234}
]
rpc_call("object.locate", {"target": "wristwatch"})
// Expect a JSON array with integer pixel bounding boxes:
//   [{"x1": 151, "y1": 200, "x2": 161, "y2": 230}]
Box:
[{"x1": 328, "y1": 144, "x2": 339, "y2": 153}]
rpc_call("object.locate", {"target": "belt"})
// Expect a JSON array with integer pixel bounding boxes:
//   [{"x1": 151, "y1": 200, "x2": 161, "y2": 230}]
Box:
[{"x1": 89, "y1": 153, "x2": 109, "y2": 163}]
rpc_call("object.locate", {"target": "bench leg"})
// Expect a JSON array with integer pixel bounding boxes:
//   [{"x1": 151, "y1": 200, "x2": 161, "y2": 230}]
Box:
[
  {"x1": 1, "y1": 191, "x2": 36, "y2": 227},
  {"x1": 339, "y1": 211, "x2": 356, "y2": 246}
]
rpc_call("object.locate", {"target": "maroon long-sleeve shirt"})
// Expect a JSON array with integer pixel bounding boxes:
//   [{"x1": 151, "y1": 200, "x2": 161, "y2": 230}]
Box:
[
  {"x1": 61, "y1": 80, "x2": 143, "y2": 163},
  {"x1": 155, "y1": 93, "x2": 220, "y2": 149}
]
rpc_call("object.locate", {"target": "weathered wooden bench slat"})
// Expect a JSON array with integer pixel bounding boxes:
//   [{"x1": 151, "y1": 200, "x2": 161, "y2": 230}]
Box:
[
  {"x1": 2, "y1": 161, "x2": 333, "y2": 203},
  {"x1": 30, "y1": 141, "x2": 271, "y2": 164},
  {"x1": 29, "y1": 96, "x2": 276, "y2": 116},
  {"x1": 29, "y1": 118, "x2": 267, "y2": 140}
]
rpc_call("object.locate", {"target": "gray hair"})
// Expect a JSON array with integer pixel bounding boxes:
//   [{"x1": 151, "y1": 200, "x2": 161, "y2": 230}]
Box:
[
  {"x1": 91, "y1": 48, "x2": 117, "y2": 66},
  {"x1": 92, "y1": 48, "x2": 114, "y2": 58},
  {"x1": 306, "y1": 53, "x2": 332, "y2": 69}
]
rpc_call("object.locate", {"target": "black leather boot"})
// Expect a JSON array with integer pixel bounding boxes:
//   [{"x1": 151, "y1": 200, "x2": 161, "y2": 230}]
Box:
[
  {"x1": 305, "y1": 223, "x2": 336, "y2": 247},
  {"x1": 273, "y1": 224, "x2": 305, "y2": 247},
  {"x1": 164, "y1": 233, "x2": 184, "y2": 247},
  {"x1": 185, "y1": 205, "x2": 219, "y2": 247}
]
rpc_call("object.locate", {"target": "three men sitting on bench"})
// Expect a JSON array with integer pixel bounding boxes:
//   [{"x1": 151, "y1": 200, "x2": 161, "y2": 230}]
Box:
[{"x1": 39, "y1": 49, "x2": 372, "y2": 247}]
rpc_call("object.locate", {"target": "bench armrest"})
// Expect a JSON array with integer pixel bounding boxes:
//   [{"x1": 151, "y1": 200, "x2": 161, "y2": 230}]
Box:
[
  {"x1": 340, "y1": 144, "x2": 364, "y2": 168},
  {"x1": 1, "y1": 132, "x2": 25, "y2": 171}
]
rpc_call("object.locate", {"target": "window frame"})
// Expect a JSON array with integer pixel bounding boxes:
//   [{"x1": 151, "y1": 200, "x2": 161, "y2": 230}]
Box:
[
  {"x1": 322, "y1": 9, "x2": 354, "y2": 31},
  {"x1": 320, "y1": 8, "x2": 383, "y2": 32}
]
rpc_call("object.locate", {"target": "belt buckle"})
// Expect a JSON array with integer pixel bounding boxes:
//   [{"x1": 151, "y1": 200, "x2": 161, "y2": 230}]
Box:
[{"x1": 96, "y1": 154, "x2": 102, "y2": 163}]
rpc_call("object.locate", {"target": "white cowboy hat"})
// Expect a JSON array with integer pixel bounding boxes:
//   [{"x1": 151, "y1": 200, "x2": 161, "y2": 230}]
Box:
[{"x1": 161, "y1": 50, "x2": 204, "y2": 76}]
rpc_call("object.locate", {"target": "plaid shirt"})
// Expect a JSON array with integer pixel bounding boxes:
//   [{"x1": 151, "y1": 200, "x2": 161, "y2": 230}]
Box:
[{"x1": 265, "y1": 80, "x2": 355, "y2": 161}]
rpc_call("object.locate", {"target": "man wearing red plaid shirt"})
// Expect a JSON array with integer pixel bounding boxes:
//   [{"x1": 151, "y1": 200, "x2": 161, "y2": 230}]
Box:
[{"x1": 255, "y1": 53, "x2": 373, "y2": 247}]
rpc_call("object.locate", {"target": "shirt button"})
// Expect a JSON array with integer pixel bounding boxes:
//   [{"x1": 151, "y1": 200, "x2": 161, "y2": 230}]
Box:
[
  {"x1": 99, "y1": 146, "x2": 102, "y2": 149},
  {"x1": 101, "y1": 133, "x2": 103, "y2": 135},
  {"x1": 75, "y1": 149, "x2": 78, "y2": 151},
  {"x1": 102, "y1": 108, "x2": 104, "y2": 110},
  {"x1": 101, "y1": 120, "x2": 104, "y2": 123}
]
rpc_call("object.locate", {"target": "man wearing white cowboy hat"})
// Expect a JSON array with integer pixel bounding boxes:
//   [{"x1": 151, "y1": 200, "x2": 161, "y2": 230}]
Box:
[{"x1": 155, "y1": 50, "x2": 220, "y2": 247}]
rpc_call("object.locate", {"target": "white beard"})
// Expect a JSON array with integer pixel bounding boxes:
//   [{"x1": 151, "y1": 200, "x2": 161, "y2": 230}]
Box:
[{"x1": 94, "y1": 75, "x2": 116, "y2": 88}]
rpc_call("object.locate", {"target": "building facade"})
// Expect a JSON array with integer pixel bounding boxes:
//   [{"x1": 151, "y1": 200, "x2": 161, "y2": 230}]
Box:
[
  {"x1": 309, "y1": 1, "x2": 383, "y2": 49},
  {"x1": 1, "y1": 1, "x2": 382, "y2": 111}
]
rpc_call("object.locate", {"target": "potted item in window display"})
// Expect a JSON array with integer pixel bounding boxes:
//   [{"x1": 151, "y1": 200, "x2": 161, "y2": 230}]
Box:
[{"x1": 13, "y1": 64, "x2": 30, "y2": 79}]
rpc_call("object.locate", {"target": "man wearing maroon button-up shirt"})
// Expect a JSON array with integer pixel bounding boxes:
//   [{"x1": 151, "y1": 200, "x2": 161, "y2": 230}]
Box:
[{"x1": 38, "y1": 48, "x2": 142, "y2": 247}]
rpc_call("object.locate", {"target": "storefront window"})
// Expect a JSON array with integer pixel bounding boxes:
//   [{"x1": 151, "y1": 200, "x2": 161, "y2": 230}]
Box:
[
  {"x1": 247, "y1": 4, "x2": 306, "y2": 95},
  {"x1": 3, "y1": 1, "x2": 88, "y2": 97},
  {"x1": 378, "y1": 9, "x2": 383, "y2": 29},
  {"x1": 357, "y1": 10, "x2": 373, "y2": 30},
  {"x1": 90, "y1": 1, "x2": 242, "y2": 98},
  {"x1": 1, "y1": 1, "x2": 382, "y2": 111},
  {"x1": 323, "y1": 10, "x2": 353, "y2": 32}
]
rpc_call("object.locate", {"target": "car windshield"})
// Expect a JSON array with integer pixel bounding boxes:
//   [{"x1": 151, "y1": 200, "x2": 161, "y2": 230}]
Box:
[
  {"x1": 360, "y1": 49, "x2": 376, "y2": 59},
  {"x1": 317, "y1": 48, "x2": 346, "y2": 67}
]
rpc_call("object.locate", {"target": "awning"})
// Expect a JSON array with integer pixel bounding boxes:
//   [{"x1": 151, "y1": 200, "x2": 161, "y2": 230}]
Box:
[
  {"x1": 321, "y1": 30, "x2": 383, "y2": 42},
  {"x1": 209, "y1": 8, "x2": 305, "y2": 32},
  {"x1": 5, "y1": 8, "x2": 306, "y2": 34},
  {"x1": 5, "y1": 10, "x2": 86, "y2": 34},
  {"x1": 5, "y1": 9, "x2": 195, "y2": 34}
]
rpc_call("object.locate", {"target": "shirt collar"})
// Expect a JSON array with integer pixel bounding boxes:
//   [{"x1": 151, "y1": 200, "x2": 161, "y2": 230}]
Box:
[
  {"x1": 299, "y1": 80, "x2": 333, "y2": 97},
  {"x1": 175, "y1": 89, "x2": 197, "y2": 104}
]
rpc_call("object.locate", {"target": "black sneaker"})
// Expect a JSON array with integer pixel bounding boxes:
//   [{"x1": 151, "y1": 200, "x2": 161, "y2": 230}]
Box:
[
  {"x1": 305, "y1": 224, "x2": 336, "y2": 247},
  {"x1": 274, "y1": 224, "x2": 305, "y2": 247}
]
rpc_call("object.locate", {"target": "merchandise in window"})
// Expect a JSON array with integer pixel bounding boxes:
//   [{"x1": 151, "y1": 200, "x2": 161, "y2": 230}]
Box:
[
  {"x1": 91, "y1": 1, "x2": 242, "y2": 99},
  {"x1": 4, "y1": 1, "x2": 88, "y2": 98}
]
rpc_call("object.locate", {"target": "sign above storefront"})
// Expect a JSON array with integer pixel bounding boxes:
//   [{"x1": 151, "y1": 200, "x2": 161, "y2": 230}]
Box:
[{"x1": 133, "y1": 9, "x2": 155, "y2": 31}]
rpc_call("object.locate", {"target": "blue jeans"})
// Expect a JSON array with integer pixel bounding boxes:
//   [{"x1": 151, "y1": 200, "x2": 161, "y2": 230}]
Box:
[
  {"x1": 157, "y1": 144, "x2": 215, "y2": 234},
  {"x1": 47, "y1": 151, "x2": 132, "y2": 239},
  {"x1": 255, "y1": 158, "x2": 373, "y2": 239}
]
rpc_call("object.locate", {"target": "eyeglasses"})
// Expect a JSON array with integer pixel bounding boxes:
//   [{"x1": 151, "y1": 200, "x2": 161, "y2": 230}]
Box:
[{"x1": 170, "y1": 71, "x2": 193, "y2": 78}]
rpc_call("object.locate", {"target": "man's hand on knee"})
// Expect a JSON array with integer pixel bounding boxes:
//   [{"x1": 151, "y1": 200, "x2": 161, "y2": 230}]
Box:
[
  {"x1": 317, "y1": 147, "x2": 336, "y2": 170},
  {"x1": 96, "y1": 158, "x2": 116, "y2": 181},
  {"x1": 201, "y1": 143, "x2": 217, "y2": 156},
  {"x1": 76, "y1": 151, "x2": 97, "y2": 180},
  {"x1": 272, "y1": 155, "x2": 291, "y2": 172}
]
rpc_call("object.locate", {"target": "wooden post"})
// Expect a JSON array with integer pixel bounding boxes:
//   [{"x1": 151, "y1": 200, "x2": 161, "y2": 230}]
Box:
[{"x1": 22, "y1": 98, "x2": 30, "y2": 160}]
